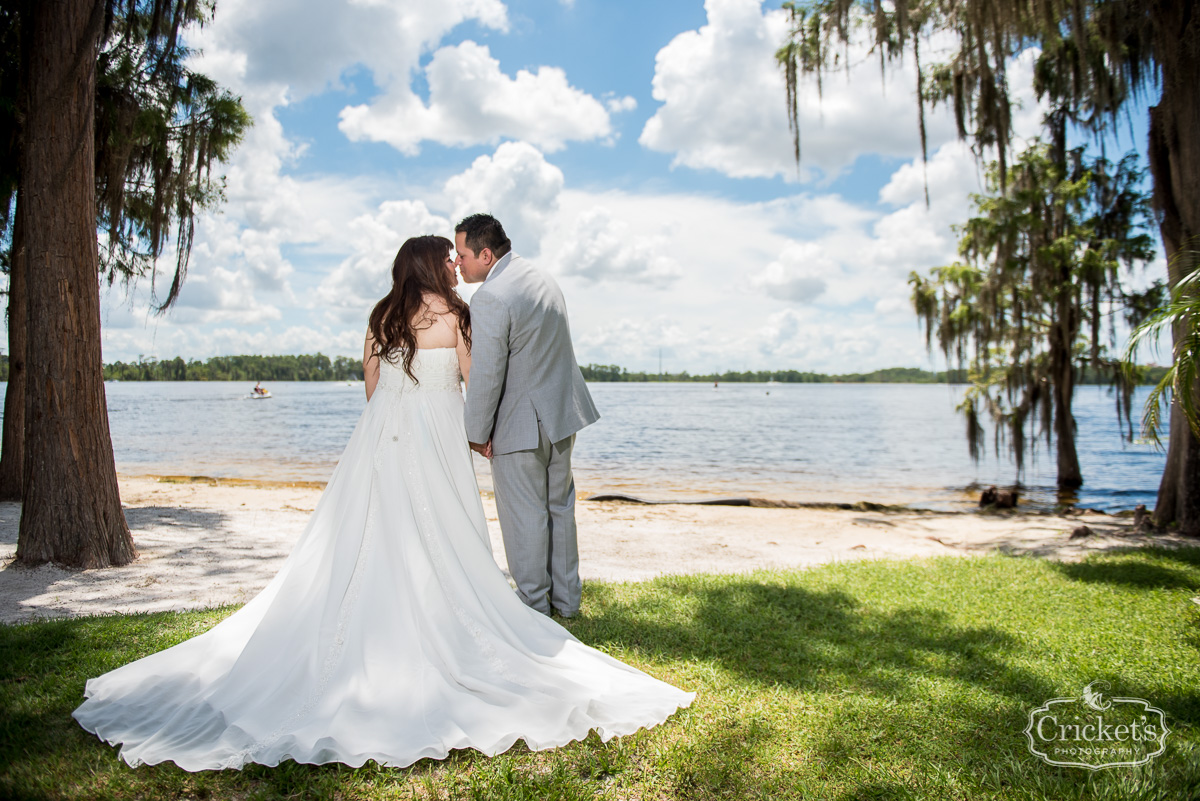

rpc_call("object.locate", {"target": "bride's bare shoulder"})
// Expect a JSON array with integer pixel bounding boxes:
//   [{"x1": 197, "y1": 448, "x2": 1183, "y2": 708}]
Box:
[
  {"x1": 427, "y1": 294, "x2": 464, "y2": 324},
  {"x1": 413, "y1": 293, "x2": 460, "y2": 347}
]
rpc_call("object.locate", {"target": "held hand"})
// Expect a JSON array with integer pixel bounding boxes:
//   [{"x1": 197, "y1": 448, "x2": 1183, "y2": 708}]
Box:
[{"x1": 469, "y1": 441, "x2": 494, "y2": 460}]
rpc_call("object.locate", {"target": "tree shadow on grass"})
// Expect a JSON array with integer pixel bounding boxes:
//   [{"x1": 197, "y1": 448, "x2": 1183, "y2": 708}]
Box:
[
  {"x1": 1131, "y1": 545, "x2": 1200, "y2": 568},
  {"x1": 0, "y1": 610, "x2": 239, "y2": 775},
  {"x1": 1052, "y1": 559, "x2": 1199, "y2": 590},
  {"x1": 571, "y1": 571, "x2": 1200, "y2": 798},
  {"x1": 1, "y1": 618, "x2": 125, "y2": 780},
  {"x1": 576, "y1": 578, "x2": 1045, "y2": 703},
  {"x1": 1049, "y1": 547, "x2": 1200, "y2": 726},
  {"x1": 1049, "y1": 545, "x2": 1200, "y2": 591},
  {"x1": 653, "y1": 714, "x2": 777, "y2": 800},
  {"x1": 4, "y1": 560, "x2": 1198, "y2": 800}
]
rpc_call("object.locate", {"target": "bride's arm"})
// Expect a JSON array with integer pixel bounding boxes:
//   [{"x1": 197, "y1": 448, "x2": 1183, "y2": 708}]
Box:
[
  {"x1": 455, "y1": 317, "x2": 491, "y2": 459},
  {"x1": 363, "y1": 331, "x2": 380, "y2": 401},
  {"x1": 455, "y1": 313, "x2": 472, "y2": 389}
]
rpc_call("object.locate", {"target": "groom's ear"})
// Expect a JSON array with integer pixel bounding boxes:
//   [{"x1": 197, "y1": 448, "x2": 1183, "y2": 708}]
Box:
[{"x1": 480, "y1": 248, "x2": 494, "y2": 265}]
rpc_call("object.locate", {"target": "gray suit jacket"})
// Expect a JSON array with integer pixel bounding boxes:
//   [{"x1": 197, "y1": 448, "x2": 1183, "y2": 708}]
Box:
[{"x1": 465, "y1": 253, "x2": 599, "y2": 455}]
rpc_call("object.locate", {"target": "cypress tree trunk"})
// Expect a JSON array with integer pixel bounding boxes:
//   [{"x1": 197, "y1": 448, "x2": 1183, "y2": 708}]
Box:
[
  {"x1": 1054, "y1": 386, "x2": 1082, "y2": 489},
  {"x1": 1149, "y1": 0, "x2": 1200, "y2": 534},
  {"x1": 1052, "y1": 358, "x2": 1082, "y2": 489},
  {"x1": 0, "y1": 190, "x2": 26, "y2": 500},
  {"x1": 1045, "y1": 117, "x2": 1083, "y2": 490},
  {"x1": 16, "y1": 0, "x2": 134, "y2": 568},
  {"x1": 1052, "y1": 286, "x2": 1082, "y2": 489}
]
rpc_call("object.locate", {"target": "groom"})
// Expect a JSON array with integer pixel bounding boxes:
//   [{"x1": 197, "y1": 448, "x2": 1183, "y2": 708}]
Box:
[{"x1": 456, "y1": 213, "x2": 600, "y2": 618}]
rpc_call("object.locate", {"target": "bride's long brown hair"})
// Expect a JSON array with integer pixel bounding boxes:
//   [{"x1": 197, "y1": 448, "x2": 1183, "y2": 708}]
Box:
[{"x1": 368, "y1": 235, "x2": 471, "y2": 382}]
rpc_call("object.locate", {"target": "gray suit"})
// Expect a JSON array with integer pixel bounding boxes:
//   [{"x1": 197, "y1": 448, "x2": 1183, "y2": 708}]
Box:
[{"x1": 465, "y1": 252, "x2": 599, "y2": 615}]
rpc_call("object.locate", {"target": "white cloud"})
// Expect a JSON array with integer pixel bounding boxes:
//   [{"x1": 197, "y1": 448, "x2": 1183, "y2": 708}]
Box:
[
  {"x1": 192, "y1": 0, "x2": 620, "y2": 156},
  {"x1": 737, "y1": 141, "x2": 986, "y2": 320},
  {"x1": 605, "y1": 95, "x2": 637, "y2": 113},
  {"x1": 94, "y1": 137, "x2": 989, "y2": 373},
  {"x1": 535, "y1": 137, "x2": 1009, "y2": 373},
  {"x1": 137, "y1": 96, "x2": 381, "y2": 319},
  {"x1": 557, "y1": 208, "x2": 682, "y2": 287},
  {"x1": 753, "y1": 308, "x2": 806, "y2": 357},
  {"x1": 569, "y1": 304, "x2": 930, "y2": 374},
  {"x1": 874, "y1": 296, "x2": 913, "y2": 318},
  {"x1": 639, "y1": 0, "x2": 962, "y2": 181},
  {"x1": 575, "y1": 317, "x2": 696, "y2": 367},
  {"x1": 314, "y1": 201, "x2": 452, "y2": 324},
  {"x1": 750, "y1": 242, "x2": 831, "y2": 303},
  {"x1": 187, "y1": 0, "x2": 509, "y2": 100},
  {"x1": 539, "y1": 187, "x2": 925, "y2": 372},
  {"x1": 728, "y1": 306, "x2": 930, "y2": 369},
  {"x1": 443, "y1": 141, "x2": 565, "y2": 255},
  {"x1": 874, "y1": 141, "x2": 981, "y2": 256},
  {"x1": 202, "y1": 324, "x2": 364, "y2": 357},
  {"x1": 96, "y1": 0, "x2": 1046, "y2": 374},
  {"x1": 339, "y1": 41, "x2": 615, "y2": 154},
  {"x1": 100, "y1": 320, "x2": 367, "y2": 364},
  {"x1": 879, "y1": 142, "x2": 981, "y2": 209},
  {"x1": 149, "y1": 0, "x2": 515, "y2": 334},
  {"x1": 171, "y1": 267, "x2": 283, "y2": 324}
]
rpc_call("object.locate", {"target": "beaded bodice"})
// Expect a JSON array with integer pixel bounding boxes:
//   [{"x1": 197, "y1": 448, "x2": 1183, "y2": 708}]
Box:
[{"x1": 376, "y1": 348, "x2": 462, "y2": 395}]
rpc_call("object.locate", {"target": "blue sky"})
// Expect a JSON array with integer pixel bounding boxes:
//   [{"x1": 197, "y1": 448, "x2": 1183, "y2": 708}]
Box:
[{"x1": 93, "y1": 0, "x2": 1160, "y2": 374}]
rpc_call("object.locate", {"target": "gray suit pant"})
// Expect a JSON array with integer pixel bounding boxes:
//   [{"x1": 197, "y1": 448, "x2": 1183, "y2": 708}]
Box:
[{"x1": 490, "y1": 424, "x2": 580, "y2": 616}]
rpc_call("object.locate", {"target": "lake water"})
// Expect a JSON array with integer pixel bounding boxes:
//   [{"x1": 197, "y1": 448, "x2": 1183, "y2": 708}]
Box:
[{"x1": 72, "y1": 380, "x2": 1166, "y2": 513}]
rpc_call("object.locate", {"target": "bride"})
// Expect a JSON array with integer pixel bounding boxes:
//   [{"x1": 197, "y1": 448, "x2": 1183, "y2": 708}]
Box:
[{"x1": 72, "y1": 235, "x2": 694, "y2": 771}]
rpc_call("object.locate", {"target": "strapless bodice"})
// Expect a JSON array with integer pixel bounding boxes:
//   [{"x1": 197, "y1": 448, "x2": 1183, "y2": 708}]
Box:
[{"x1": 376, "y1": 348, "x2": 461, "y2": 395}]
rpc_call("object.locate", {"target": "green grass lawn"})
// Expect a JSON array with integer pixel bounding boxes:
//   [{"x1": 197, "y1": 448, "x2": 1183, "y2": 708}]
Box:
[{"x1": 2, "y1": 547, "x2": 1199, "y2": 800}]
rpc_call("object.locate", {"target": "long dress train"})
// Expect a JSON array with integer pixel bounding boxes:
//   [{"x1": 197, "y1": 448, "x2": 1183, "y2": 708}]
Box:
[{"x1": 72, "y1": 348, "x2": 694, "y2": 770}]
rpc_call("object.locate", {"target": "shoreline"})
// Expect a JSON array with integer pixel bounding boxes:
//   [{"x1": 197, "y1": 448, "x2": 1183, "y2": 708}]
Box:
[
  {"x1": 120, "y1": 472, "x2": 1132, "y2": 516},
  {"x1": 0, "y1": 474, "x2": 1190, "y2": 626}
]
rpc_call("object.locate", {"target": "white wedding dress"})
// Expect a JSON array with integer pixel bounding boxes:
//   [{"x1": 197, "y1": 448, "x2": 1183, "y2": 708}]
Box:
[{"x1": 73, "y1": 348, "x2": 694, "y2": 770}]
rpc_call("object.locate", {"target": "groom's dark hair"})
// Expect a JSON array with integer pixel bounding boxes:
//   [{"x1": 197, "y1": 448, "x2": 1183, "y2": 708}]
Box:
[{"x1": 455, "y1": 213, "x2": 511, "y2": 259}]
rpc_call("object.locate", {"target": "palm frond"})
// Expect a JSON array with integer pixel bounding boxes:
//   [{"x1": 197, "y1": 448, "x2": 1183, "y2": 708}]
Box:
[{"x1": 1122, "y1": 251, "x2": 1200, "y2": 443}]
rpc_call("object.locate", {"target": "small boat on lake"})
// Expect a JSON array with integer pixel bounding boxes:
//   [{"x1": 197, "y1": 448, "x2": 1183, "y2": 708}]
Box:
[{"x1": 250, "y1": 382, "x2": 272, "y2": 400}]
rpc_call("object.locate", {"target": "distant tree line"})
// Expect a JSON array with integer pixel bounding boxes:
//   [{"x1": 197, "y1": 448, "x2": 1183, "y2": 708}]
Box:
[
  {"x1": 579, "y1": 364, "x2": 1170, "y2": 385},
  {"x1": 96, "y1": 354, "x2": 364, "y2": 382},
  {"x1": 0, "y1": 357, "x2": 1167, "y2": 386}
]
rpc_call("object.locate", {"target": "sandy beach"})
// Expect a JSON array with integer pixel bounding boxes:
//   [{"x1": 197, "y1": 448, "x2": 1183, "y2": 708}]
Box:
[{"x1": 0, "y1": 474, "x2": 1191, "y2": 625}]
